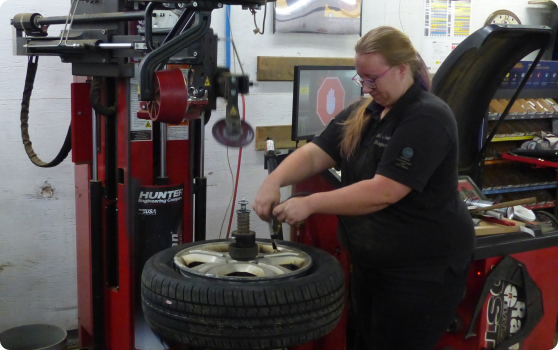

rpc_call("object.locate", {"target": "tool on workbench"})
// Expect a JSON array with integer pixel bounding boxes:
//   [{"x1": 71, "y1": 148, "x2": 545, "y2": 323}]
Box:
[
  {"x1": 468, "y1": 197, "x2": 536, "y2": 213},
  {"x1": 478, "y1": 216, "x2": 516, "y2": 226}
]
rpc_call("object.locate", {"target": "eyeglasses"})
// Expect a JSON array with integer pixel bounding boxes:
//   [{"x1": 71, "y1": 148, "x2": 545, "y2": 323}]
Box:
[{"x1": 352, "y1": 66, "x2": 392, "y2": 89}]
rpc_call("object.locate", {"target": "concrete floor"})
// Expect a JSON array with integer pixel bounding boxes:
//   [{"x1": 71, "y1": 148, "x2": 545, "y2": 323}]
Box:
[{"x1": 64, "y1": 331, "x2": 558, "y2": 350}]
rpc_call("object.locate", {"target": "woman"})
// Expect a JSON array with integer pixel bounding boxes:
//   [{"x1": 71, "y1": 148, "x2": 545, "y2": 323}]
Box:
[{"x1": 253, "y1": 26, "x2": 475, "y2": 350}]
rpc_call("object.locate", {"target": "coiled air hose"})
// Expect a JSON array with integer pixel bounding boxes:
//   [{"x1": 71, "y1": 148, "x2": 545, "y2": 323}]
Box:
[
  {"x1": 20, "y1": 56, "x2": 72, "y2": 167},
  {"x1": 20, "y1": 57, "x2": 117, "y2": 167}
]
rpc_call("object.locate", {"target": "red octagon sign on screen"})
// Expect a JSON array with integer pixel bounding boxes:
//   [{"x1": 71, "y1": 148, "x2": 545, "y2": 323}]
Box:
[{"x1": 317, "y1": 77, "x2": 345, "y2": 125}]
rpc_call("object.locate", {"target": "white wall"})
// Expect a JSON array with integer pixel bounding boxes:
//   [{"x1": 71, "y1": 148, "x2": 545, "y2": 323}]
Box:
[
  {"x1": 0, "y1": 0, "x2": 76, "y2": 333},
  {"x1": 0, "y1": 0, "x2": 553, "y2": 333}
]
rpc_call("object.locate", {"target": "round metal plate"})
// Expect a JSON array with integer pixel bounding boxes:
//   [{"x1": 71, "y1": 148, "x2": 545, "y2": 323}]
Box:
[
  {"x1": 174, "y1": 241, "x2": 313, "y2": 281},
  {"x1": 212, "y1": 119, "x2": 254, "y2": 147}
]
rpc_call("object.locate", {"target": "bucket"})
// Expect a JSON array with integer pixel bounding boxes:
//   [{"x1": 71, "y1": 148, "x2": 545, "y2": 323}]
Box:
[{"x1": 0, "y1": 324, "x2": 67, "y2": 350}]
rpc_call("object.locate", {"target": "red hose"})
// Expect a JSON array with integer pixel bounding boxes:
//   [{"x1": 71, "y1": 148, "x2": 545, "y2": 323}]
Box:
[{"x1": 226, "y1": 94, "x2": 246, "y2": 238}]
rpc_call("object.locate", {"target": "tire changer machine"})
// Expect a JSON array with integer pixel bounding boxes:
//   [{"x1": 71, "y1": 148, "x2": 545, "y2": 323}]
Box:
[
  {"x1": 7, "y1": 1, "x2": 335, "y2": 349},
  {"x1": 12, "y1": 1, "x2": 558, "y2": 349}
]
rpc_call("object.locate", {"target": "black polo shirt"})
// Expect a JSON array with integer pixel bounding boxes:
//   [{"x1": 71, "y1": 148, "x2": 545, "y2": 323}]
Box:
[{"x1": 312, "y1": 81, "x2": 475, "y2": 282}]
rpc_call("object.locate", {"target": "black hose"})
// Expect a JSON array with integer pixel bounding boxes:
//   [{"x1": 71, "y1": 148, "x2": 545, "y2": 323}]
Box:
[
  {"x1": 20, "y1": 56, "x2": 72, "y2": 168},
  {"x1": 145, "y1": 2, "x2": 158, "y2": 52},
  {"x1": 536, "y1": 211, "x2": 558, "y2": 229},
  {"x1": 90, "y1": 77, "x2": 116, "y2": 116}
]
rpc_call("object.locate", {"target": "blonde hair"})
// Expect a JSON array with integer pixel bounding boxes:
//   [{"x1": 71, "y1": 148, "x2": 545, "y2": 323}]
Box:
[{"x1": 340, "y1": 26, "x2": 430, "y2": 157}]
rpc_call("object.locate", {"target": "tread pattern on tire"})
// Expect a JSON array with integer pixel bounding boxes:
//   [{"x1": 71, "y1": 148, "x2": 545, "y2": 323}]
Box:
[{"x1": 141, "y1": 239, "x2": 345, "y2": 350}]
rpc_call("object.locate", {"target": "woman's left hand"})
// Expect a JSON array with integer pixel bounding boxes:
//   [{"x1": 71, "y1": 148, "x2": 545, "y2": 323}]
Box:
[{"x1": 272, "y1": 197, "x2": 313, "y2": 225}]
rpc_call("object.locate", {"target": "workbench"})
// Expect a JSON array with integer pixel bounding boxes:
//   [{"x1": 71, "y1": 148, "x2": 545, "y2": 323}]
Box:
[{"x1": 290, "y1": 169, "x2": 558, "y2": 350}]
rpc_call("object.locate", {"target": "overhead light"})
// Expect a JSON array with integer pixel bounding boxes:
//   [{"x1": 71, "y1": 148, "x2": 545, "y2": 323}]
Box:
[{"x1": 275, "y1": 0, "x2": 313, "y2": 15}]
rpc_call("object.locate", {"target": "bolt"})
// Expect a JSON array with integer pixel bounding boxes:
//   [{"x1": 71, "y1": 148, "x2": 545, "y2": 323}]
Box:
[
  {"x1": 179, "y1": 3, "x2": 185, "y2": 8},
  {"x1": 193, "y1": 2, "x2": 198, "y2": 7},
  {"x1": 141, "y1": 36, "x2": 145, "y2": 41},
  {"x1": 231, "y1": 76, "x2": 237, "y2": 83},
  {"x1": 78, "y1": 111, "x2": 82, "y2": 115},
  {"x1": 239, "y1": 199, "x2": 249, "y2": 211},
  {"x1": 102, "y1": 30, "x2": 106, "y2": 34},
  {"x1": 102, "y1": 59, "x2": 106, "y2": 63},
  {"x1": 218, "y1": 3, "x2": 223, "y2": 7},
  {"x1": 231, "y1": 89, "x2": 237, "y2": 96},
  {"x1": 141, "y1": 105, "x2": 147, "y2": 110}
]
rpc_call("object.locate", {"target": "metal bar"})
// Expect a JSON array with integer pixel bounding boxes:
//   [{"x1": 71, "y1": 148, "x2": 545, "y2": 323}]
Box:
[
  {"x1": 98, "y1": 43, "x2": 134, "y2": 49},
  {"x1": 194, "y1": 177, "x2": 207, "y2": 242},
  {"x1": 194, "y1": 113, "x2": 206, "y2": 242},
  {"x1": 160, "y1": 123, "x2": 167, "y2": 178},
  {"x1": 92, "y1": 109, "x2": 98, "y2": 181},
  {"x1": 36, "y1": 12, "x2": 146, "y2": 26},
  {"x1": 105, "y1": 203, "x2": 119, "y2": 288},
  {"x1": 90, "y1": 180, "x2": 105, "y2": 350},
  {"x1": 105, "y1": 78, "x2": 118, "y2": 200},
  {"x1": 63, "y1": 0, "x2": 80, "y2": 46},
  {"x1": 502, "y1": 152, "x2": 558, "y2": 168},
  {"x1": 199, "y1": 113, "x2": 205, "y2": 178}
]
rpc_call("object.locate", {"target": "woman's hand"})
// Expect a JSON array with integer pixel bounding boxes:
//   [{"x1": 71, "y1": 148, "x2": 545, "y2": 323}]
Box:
[
  {"x1": 252, "y1": 180, "x2": 281, "y2": 221},
  {"x1": 273, "y1": 197, "x2": 313, "y2": 225}
]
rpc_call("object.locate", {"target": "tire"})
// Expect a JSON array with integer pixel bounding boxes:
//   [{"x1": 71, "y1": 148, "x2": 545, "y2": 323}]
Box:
[{"x1": 141, "y1": 239, "x2": 345, "y2": 350}]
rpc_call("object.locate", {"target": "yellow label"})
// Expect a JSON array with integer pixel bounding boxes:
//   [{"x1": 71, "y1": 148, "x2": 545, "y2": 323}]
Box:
[
  {"x1": 146, "y1": 121, "x2": 151, "y2": 128},
  {"x1": 205, "y1": 77, "x2": 211, "y2": 86},
  {"x1": 230, "y1": 106, "x2": 238, "y2": 116}
]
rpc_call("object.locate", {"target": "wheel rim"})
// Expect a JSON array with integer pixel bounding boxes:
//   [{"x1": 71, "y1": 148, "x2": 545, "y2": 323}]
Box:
[{"x1": 174, "y1": 241, "x2": 313, "y2": 281}]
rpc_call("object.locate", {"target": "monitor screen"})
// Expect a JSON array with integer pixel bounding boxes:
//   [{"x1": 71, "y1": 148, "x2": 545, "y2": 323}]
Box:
[{"x1": 292, "y1": 66, "x2": 362, "y2": 141}]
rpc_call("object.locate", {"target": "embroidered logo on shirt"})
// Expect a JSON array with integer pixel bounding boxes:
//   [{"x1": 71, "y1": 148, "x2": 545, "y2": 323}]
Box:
[
  {"x1": 373, "y1": 133, "x2": 391, "y2": 148},
  {"x1": 395, "y1": 147, "x2": 414, "y2": 170},
  {"x1": 402, "y1": 147, "x2": 414, "y2": 159}
]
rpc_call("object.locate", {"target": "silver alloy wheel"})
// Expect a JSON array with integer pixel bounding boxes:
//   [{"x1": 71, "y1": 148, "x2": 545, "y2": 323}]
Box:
[{"x1": 174, "y1": 241, "x2": 313, "y2": 281}]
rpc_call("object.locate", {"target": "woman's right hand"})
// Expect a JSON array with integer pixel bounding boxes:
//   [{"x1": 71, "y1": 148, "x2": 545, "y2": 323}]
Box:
[{"x1": 252, "y1": 179, "x2": 281, "y2": 222}]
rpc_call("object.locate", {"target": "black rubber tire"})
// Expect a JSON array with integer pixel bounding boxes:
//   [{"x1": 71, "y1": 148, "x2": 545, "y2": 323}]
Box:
[{"x1": 141, "y1": 239, "x2": 345, "y2": 350}]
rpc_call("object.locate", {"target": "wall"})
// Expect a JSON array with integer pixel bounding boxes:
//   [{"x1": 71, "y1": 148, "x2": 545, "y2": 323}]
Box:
[
  {"x1": 0, "y1": 0, "x2": 554, "y2": 333},
  {"x1": 0, "y1": 0, "x2": 77, "y2": 333}
]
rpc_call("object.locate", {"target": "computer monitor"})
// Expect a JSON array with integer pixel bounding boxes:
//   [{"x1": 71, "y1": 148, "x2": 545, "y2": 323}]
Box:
[{"x1": 292, "y1": 65, "x2": 362, "y2": 141}]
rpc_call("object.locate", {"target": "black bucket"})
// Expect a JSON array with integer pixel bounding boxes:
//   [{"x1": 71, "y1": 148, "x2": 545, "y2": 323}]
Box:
[{"x1": 0, "y1": 324, "x2": 67, "y2": 350}]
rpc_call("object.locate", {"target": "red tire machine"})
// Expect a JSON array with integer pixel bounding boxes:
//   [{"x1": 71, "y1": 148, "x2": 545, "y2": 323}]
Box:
[
  {"x1": 282, "y1": 24, "x2": 558, "y2": 350},
  {"x1": 11, "y1": 1, "x2": 273, "y2": 349}
]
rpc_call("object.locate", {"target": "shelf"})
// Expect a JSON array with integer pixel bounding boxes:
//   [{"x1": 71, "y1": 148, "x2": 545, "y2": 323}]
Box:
[
  {"x1": 491, "y1": 136, "x2": 534, "y2": 142},
  {"x1": 483, "y1": 184, "x2": 556, "y2": 195},
  {"x1": 493, "y1": 88, "x2": 558, "y2": 99},
  {"x1": 487, "y1": 113, "x2": 558, "y2": 121},
  {"x1": 525, "y1": 202, "x2": 556, "y2": 210}
]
